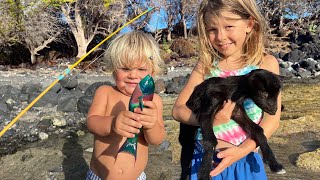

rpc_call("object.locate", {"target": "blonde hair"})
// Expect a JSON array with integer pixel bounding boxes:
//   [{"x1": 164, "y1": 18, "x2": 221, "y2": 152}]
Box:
[
  {"x1": 197, "y1": 0, "x2": 268, "y2": 74},
  {"x1": 105, "y1": 31, "x2": 163, "y2": 75}
]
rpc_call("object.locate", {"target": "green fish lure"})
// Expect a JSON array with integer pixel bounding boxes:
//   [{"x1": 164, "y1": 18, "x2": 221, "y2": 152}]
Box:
[{"x1": 118, "y1": 75, "x2": 155, "y2": 158}]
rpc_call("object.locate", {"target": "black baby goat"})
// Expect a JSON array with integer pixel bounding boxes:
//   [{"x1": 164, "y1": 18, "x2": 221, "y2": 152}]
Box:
[{"x1": 180, "y1": 69, "x2": 284, "y2": 180}]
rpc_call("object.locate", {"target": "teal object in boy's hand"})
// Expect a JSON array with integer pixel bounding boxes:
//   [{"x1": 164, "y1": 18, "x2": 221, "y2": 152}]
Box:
[{"x1": 118, "y1": 75, "x2": 155, "y2": 158}]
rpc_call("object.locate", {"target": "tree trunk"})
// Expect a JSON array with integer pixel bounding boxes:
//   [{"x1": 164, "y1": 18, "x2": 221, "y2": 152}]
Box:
[
  {"x1": 183, "y1": 17, "x2": 187, "y2": 39},
  {"x1": 30, "y1": 52, "x2": 37, "y2": 64},
  {"x1": 279, "y1": 1, "x2": 284, "y2": 30},
  {"x1": 167, "y1": 30, "x2": 172, "y2": 42},
  {"x1": 74, "y1": 26, "x2": 88, "y2": 59},
  {"x1": 76, "y1": 41, "x2": 88, "y2": 59}
]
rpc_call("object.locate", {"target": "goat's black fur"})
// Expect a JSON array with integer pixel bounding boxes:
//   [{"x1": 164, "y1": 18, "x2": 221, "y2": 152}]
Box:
[{"x1": 180, "y1": 69, "x2": 284, "y2": 180}]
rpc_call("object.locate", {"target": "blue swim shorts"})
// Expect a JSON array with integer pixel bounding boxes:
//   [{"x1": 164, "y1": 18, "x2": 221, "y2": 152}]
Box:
[{"x1": 190, "y1": 141, "x2": 267, "y2": 180}]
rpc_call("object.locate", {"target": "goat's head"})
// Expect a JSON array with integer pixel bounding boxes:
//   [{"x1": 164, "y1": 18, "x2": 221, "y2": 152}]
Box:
[{"x1": 246, "y1": 69, "x2": 282, "y2": 115}]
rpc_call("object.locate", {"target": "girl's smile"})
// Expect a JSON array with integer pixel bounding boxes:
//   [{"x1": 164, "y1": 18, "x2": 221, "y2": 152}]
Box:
[{"x1": 218, "y1": 42, "x2": 233, "y2": 50}]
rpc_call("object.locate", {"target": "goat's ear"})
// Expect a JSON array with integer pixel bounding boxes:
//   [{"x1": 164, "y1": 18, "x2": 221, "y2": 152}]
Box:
[
  {"x1": 276, "y1": 74, "x2": 283, "y2": 88},
  {"x1": 186, "y1": 96, "x2": 202, "y2": 112},
  {"x1": 247, "y1": 69, "x2": 267, "y2": 90},
  {"x1": 186, "y1": 88, "x2": 205, "y2": 112}
]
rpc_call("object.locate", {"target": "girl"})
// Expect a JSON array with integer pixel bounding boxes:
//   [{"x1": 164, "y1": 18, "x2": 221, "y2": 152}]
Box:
[
  {"x1": 172, "y1": 0, "x2": 282, "y2": 179},
  {"x1": 86, "y1": 31, "x2": 165, "y2": 180}
]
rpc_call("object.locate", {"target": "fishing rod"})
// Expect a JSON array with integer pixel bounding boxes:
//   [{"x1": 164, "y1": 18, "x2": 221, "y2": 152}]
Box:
[{"x1": 0, "y1": 7, "x2": 154, "y2": 138}]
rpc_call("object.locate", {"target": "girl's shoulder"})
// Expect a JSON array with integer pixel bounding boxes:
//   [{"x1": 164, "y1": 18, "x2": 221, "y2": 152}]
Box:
[{"x1": 260, "y1": 54, "x2": 279, "y2": 74}]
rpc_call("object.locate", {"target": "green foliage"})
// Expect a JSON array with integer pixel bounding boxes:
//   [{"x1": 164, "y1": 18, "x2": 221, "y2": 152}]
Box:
[
  {"x1": 0, "y1": 0, "x2": 24, "y2": 43},
  {"x1": 42, "y1": 0, "x2": 75, "y2": 5},
  {"x1": 308, "y1": 24, "x2": 318, "y2": 35},
  {"x1": 161, "y1": 38, "x2": 173, "y2": 54},
  {"x1": 5, "y1": 0, "x2": 23, "y2": 22},
  {"x1": 41, "y1": 0, "x2": 75, "y2": 7},
  {"x1": 104, "y1": 0, "x2": 114, "y2": 8},
  {"x1": 41, "y1": 0, "x2": 114, "y2": 8}
]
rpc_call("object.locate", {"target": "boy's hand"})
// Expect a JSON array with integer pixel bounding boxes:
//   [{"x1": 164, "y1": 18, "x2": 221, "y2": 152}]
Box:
[
  {"x1": 112, "y1": 111, "x2": 142, "y2": 138},
  {"x1": 134, "y1": 100, "x2": 158, "y2": 130}
]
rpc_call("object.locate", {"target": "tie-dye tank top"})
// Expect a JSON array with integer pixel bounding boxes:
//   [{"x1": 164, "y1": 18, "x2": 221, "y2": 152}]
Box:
[{"x1": 195, "y1": 65, "x2": 263, "y2": 146}]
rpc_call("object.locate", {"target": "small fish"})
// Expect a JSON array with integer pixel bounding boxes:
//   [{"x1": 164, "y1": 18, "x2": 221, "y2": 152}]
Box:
[{"x1": 118, "y1": 75, "x2": 155, "y2": 159}]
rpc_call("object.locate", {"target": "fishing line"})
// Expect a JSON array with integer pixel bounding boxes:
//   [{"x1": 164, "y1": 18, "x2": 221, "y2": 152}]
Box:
[{"x1": 62, "y1": 50, "x2": 107, "y2": 89}]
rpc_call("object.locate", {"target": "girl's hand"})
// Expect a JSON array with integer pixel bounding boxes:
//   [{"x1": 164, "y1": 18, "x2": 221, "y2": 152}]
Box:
[
  {"x1": 112, "y1": 111, "x2": 142, "y2": 138},
  {"x1": 210, "y1": 146, "x2": 245, "y2": 177},
  {"x1": 213, "y1": 100, "x2": 236, "y2": 126},
  {"x1": 134, "y1": 100, "x2": 158, "y2": 130}
]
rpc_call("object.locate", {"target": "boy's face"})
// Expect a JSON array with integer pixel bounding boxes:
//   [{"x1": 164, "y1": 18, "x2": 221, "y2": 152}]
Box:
[
  {"x1": 205, "y1": 11, "x2": 254, "y2": 60},
  {"x1": 114, "y1": 63, "x2": 152, "y2": 96}
]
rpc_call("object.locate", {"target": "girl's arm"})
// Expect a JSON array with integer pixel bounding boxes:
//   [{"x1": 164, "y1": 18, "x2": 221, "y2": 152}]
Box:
[
  {"x1": 172, "y1": 62, "x2": 205, "y2": 125},
  {"x1": 210, "y1": 55, "x2": 281, "y2": 176},
  {"x1": 258, "y1": 54, "x2": 282, "y2": 138}
]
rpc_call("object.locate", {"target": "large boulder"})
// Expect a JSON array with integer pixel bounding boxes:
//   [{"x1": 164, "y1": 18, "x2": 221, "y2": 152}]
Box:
[{"x1": 170, "y1": 38, "x2": 197, "y2": 58}]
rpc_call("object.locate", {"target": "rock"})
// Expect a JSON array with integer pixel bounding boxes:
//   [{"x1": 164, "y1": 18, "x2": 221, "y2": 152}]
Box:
[
  {"x1": 38, "y1": 118, "x2": 52, "y2": 131},
  {"x1": 52, "y1": 118, "x2": 67, "y2": 127},
  {"x1": 85, "y1": 148, "x2": 94, "y2": 153},
  {"x1": 59, "y1": 76, "x2": 78, "y2": 89},
  {"x1": 57, "y1": 96, "x2": 78, "y2": 112},
  {"x1": 170, "y1": 38, "x2": 197, "y2": 58},
  {"x1": 77, "y1": 96, "x2": 93, "y2": 114},
  {"x1": 0, "y1": 101, "x2": 9, "y2": 113},
  {"x1": 39, "y1": 132, "x2": 49, "y2": 140},
  {"x1": 297, "y1": 68, "x2": 312, "y2": 78},
  {"x1": 155, "y1": 79, "x2": 166, "y2": 94},
  {"x1": 283, "y1": 49, "x2": 307, "y2": 63},
  {"x1": 85, "y1": 81, "x2": 112, "y2": 96},
  {"x1": 28, "y1": 91, "x2": 58, "y2": 107},
  {"x1": 296, "y1": 148, "x2": 320, "y2": 172},
  {"x1": 165, "y1": 76, "x2": 188, "y2": 94}
]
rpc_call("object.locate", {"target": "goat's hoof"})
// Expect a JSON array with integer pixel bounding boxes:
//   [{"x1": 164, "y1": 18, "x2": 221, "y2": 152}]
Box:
[{"x1": 274, "y1": 168, "x2": 286, "y2": 174}]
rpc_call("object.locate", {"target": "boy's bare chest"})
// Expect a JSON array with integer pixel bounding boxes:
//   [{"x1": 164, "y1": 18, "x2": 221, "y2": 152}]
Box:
[{"x1": 106, "y1": 93, "x2": 130, "y2": 116}]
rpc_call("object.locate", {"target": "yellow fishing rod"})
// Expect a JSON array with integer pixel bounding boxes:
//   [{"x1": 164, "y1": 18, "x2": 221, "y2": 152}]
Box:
[{"x1": 0, "y1": 7, "x2": 154, "y2": 138}]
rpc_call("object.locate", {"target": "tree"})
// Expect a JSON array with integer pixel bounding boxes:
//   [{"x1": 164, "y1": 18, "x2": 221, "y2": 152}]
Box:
[
  {"x1": 125, "y1": 0, "x2": 155, "y2": 31},
  {"x1": 0, "y1": 0, "x2": 63, "y2": 64},
  {"x1": 0, "y1": 0, "x2": 24, "y2": 46},
  {"x1": 156, "y1": 0, "x2": 180, "y2": 42},
  {"x1": 52, "y1": 0, "x2": 127, "y2": 59},
  {"x1": 179, "y1": 0, "x2": 198, "y2": 38},
  {"x1": 24, "y1": 1, "x2": 63, "y2": 64},
  {"x1": 258, "y1": 0, "x2": 319, "y2": 37}
]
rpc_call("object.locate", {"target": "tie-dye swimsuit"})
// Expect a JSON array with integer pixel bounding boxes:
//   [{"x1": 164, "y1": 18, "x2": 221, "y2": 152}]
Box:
[
  {"x1": 190, "y1": 65, "x2": 267, "y2": 180},
  {"x1": 195, "y1": 65, "x2": 263, "y2": 145}
]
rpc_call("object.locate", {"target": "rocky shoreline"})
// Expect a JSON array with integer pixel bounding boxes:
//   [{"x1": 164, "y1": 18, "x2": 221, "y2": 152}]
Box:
[{"x1": 1, "y1": 66, "x2": 320, "y2": 179}]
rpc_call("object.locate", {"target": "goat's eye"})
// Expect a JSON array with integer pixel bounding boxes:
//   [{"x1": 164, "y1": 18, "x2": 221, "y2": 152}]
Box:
[{"x1": 258, "y1": 91, "x2": 268, "y2": 98}]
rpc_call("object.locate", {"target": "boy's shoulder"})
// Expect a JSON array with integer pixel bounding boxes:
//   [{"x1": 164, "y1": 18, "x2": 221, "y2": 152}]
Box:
[
  {"x1": 152, "y1": 93, "x2": 164, "y2": 107},
  {"x1": 94, "y1": 84, "x2": 117, "y2": 96},
  {"x1": 153, "y1": 93, "x2": 162, "y2": 101},
  {"x1": 96, "y1": 84, "x2": 114, "y2": 92}
]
